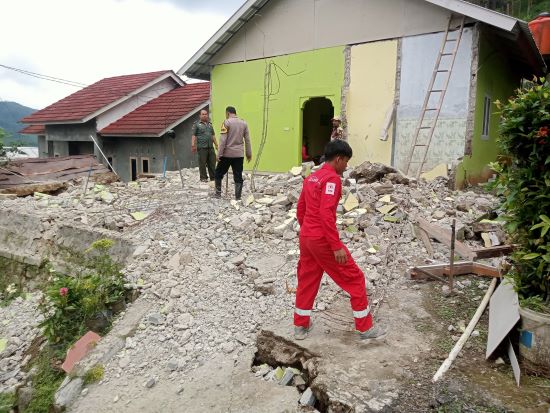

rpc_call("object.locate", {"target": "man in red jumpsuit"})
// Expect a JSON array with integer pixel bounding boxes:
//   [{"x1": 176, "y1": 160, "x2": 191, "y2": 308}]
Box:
[{"x1": 294, "y1": 140, "x2": 386, "y2": 341}]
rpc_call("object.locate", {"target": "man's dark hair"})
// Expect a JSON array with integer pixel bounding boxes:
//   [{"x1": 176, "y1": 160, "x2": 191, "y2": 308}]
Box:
[
  {"x1": 226, "y1": 106, "x2": 237, "y2": 114},
  {"x1": 324, "y1": 139, "x2": 352, "y2": 161},
  {"x1": 200, "y1": 109, "x2": 208, "y2": 114}
]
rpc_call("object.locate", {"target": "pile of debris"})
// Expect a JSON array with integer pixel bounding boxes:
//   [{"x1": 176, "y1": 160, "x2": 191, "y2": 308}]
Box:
[{"x1": 0, "y1": 160, "x2": 505, "y2": 411}]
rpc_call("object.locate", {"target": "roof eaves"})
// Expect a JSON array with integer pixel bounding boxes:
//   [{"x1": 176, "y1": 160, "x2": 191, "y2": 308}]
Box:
[
  {"x1": 158, "y1": 100, "x2": 211, "y2": 137},
  {"x1": 81, "y1": 71, "x2": 184, "y2": 123},
  {"x1": 177, "y1": 0, "x2": 268, "y2": 78}
]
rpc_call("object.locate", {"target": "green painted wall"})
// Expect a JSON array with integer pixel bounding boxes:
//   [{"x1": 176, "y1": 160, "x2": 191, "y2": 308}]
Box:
[
  {"x1": 456, "y1": 31, "x2": 520, "y2": 187},
  {"x1": 211, "y1": 47, "x2": 344, "y2": 172}
]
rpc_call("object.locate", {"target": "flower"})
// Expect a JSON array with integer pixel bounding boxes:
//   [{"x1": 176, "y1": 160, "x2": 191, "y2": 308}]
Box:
[
  {"x1": 536, "y1": 126, "x2": 548, "y2": 138},
  {"x1": 59, "y1": 287, "x2": 69, "y2": 297}
]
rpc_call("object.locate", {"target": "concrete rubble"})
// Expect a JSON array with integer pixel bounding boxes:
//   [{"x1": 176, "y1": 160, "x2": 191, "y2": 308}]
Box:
[{"x1": 0, "y1": 161, "x2": 503, "y2": 411}]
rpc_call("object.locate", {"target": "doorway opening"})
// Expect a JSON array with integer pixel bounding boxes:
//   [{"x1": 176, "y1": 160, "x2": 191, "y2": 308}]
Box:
[
  {"x1": 130, "y1": 157, "x2": 138, "y2": 181},
  {"x1": 302, "y1": 97, "x2": 334, "y2": 165},
  {"x1": 68, "y1": 141, "x2": 94, "y2": 156},
  {"x1": 141, "y1": 157, "x2": 150, "y2": 174}
]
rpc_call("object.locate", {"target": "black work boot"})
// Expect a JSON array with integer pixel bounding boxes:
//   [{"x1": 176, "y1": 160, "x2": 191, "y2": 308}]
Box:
[
  {"x1": 214, "y1": 179, "x2": 222, "y2": 198},
  {"x1": 235, "y1": 182, "x2": 243, "y2": 201}
]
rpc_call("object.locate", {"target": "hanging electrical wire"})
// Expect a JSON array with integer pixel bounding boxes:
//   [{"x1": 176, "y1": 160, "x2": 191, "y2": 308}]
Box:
[
  {"x1": 250, "y1": 61, "x2": 305, "y2": 191},
  {"x1": 0, "y1": 63, "x2": 88, "y2": 88}
]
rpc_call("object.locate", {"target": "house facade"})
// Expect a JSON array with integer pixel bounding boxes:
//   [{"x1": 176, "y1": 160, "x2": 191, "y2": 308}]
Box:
[
  {"x1": 178, "y1": 0, "x2": 545, "y2": 187},
  {"x1": 20, "y1": 71, "x2": 210, "y2": 182}
]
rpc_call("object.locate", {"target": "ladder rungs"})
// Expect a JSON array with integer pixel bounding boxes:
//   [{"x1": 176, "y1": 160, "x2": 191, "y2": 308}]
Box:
[
  {"x1": 413, "y1": 144, "x2": 428, "y2": 147},
  {"x1": 441, "y1": 52, "x2": 454, "y2": 56},
  {"x1": 446, "y1": 38, "x2": 458, "y2": 42},
  {"x1": 419, "y1": 126, "x2": 433, "y2": 129},
  {"x1": 425, "y1": 108, "x2": 438, "y2": 111},
  {"x1": 437, "y1": 69, "x2": 450, "y2": 72},
  {"x1": 430, "y1": 89, "x2": 443, "y2": 93}
]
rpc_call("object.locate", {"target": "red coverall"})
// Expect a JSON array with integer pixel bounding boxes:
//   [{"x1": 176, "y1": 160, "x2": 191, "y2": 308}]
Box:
[{"x1": 295, "y1": 163, "x2": 373, "y2": 332}]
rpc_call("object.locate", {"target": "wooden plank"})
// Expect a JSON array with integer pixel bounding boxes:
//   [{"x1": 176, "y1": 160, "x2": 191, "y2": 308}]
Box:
[
  {"x1": 409, "y1": 261, "x2": 474, "y2": 280},
  {"x1": 413, "y1": 224, "x2": 434, "y2": 258},
  {"x1": 471, "y1": 245, "x2": 514, "y2": 259},
  {"x1": 417, "y1": 218, "x2": 476, "y2": 260}
]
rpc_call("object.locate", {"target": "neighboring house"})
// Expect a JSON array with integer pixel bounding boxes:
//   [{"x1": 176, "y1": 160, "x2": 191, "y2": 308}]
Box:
[
  {"x1": 178, "y1": 0, "x2": 545, "y2": 187},
  {"x1": 19, "y1": 71, "x2": 210, "y2": 181}
]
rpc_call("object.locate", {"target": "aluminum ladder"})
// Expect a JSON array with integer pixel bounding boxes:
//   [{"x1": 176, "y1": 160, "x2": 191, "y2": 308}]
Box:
[{"x1": 404, "y1": 15, "x2": 466, "y2": 179}]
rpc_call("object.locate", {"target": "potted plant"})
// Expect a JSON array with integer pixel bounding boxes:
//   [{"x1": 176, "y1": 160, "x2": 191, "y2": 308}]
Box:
[{"x1": 491, "y1": 77, "x2": 550, "y2": 375}]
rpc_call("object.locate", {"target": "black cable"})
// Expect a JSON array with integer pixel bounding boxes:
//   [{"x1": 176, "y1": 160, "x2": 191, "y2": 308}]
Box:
[{"x1": 0, "y1": 63, "x2": 87, "y2": 88}]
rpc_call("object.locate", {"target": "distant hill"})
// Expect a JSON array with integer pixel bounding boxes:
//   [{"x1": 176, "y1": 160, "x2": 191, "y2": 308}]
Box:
[{"x1": 0, "y1": 101, "x2": 38, "y2": 146}]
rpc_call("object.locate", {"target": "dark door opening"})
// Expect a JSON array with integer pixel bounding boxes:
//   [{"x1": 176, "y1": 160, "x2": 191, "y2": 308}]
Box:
[
  {"x1": 141, "y1": 158, "x2": 150, "y2": 174},
  {"x1": 47, "y1": 141, "x2": 54, "y2": 157},
  {"x1": 130, "y1": 158, "x2": 138, "y2": 181},
  {"x1": 302, "y1": 97, "x2": 334, "y2": 165},
  {"x1": 68, "y1": 141, "x2": 94, "y2": 156},
  {"x1": 107, "y1": 157, "x2": 113, "y2": 172}
]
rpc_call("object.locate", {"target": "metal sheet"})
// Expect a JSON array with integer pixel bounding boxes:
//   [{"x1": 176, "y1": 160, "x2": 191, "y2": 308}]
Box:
[{"x1": 486, "y1": 279, "x2": 520, "y2": 359}]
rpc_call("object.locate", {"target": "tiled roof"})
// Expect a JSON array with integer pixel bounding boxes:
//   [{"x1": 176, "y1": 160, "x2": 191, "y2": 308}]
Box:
[
  {"x1": 20, "y1": 71, "x2": 173, "y2": 124},
  {"x1": 99, "y1": 82, "x2": 210, "y2": 137},
  {"x1": 19, "y1": 124, "x2": 46, "y2": 134}
]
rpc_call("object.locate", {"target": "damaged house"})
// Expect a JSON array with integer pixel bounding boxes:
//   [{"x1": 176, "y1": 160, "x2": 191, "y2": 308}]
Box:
[
  {"x1": 19, "y1": 71, "x2": 210, "y2": 182},
  {"x1": 178, "y1": 0, "x2": 545, "y2": 187}
]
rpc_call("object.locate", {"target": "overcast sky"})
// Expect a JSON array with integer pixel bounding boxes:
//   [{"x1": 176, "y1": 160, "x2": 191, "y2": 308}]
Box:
[{"x1": 1, "y1": 0, "x2": 245, "y2": 110}]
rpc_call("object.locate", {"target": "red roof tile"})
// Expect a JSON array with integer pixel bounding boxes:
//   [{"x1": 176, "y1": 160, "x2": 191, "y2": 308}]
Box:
[
  {"x1": 99, "y1": 82, "x2": 210, "y2": 136},
  {"x1": 21, "y1": 71, "x2": 173, "y2": 124},
  {"x1": 19, "y1": 124, "x2": 45, "y2": 134}
]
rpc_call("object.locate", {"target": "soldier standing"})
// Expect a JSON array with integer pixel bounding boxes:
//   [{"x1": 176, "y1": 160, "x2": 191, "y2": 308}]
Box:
[
  {"x1": 215, "y1": 106, "x2": 252, "y2": 200},
  {"x1": 192, "y1": 109, "x2": 218, "y2": 182}
]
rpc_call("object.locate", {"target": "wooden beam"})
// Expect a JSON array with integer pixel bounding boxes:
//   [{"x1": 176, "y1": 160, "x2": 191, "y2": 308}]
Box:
[
  {"x1": 417, "y1": 218, "x2": 477, "y2": 260},
  {"x1": 409, "y1": 261, "x2": 501, "y2": 281},
  {"x1": 471, "y1": 245, "x2": 515, "y2": 259}
]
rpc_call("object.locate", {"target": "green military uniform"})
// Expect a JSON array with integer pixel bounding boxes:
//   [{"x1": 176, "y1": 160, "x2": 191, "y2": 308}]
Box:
[{"x1": 192, "y1": 121, "x2": 216, "y2": 181}]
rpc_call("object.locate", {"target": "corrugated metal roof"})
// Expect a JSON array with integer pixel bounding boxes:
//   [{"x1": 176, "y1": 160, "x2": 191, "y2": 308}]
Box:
[{"x1": 178, "y1": 0, "x2": 545, "y2": 79}]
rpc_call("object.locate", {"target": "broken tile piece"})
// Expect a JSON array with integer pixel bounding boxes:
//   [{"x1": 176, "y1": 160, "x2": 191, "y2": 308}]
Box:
[
  {"x1": 379, "y1": 195, "x2": 391, "y2": 203},
  {"x1": 376, "y1": 204, "x2": 396, "y2": 215},
  {"x1": 273, "y1": 366, "x2": 285, "y2": 381},
  {"x1": 61, "y1": 331, "x2": 101, "y2": 373},
  {"x1": 299, "y1": 387, "x2": 316, "y2": 406},
  {"x1": 343, "y1": 193, "x2": 359, "y2": 212}
]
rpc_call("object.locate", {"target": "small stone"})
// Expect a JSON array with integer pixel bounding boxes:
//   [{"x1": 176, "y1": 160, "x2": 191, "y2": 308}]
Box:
[
  {"x1": 367, "y1": 256, "x2": 382, "y2": 265},
  {"x1": 145, "y1": 377, "x2": 156, "y2": 389},
  {"x1": 113, "y1": 395, "x2": 119, "y2": 403},
  {"x1": 148, "y1": 313, "x2": 164, "y2": 325},
  {"x1": 221, "y1": 342, "x2": 236, "y2": 354},
  {"x1": 167, "y1": 360, "x2": 179, "y2": 371},
  {"x1": 433, "y1": 210, "x2": 446, "y2": 220},
  {"x1": 495, "y1": 357, "x2": 505, "y2": 365},
  {"x1": 471, "y1": 330, "x2": 480, "y2": 338},
  {"x1": 81, "y1": 388, "x2": 89, "y2": 396},
  {"x1": 448, "y1": 325, "x2": 455, "y2": 332}
]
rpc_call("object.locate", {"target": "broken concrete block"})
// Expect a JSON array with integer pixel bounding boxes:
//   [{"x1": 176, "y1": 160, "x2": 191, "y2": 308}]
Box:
[
  {"x1": 131, "y1": 211, "x2": 148, "y2": 221},
  {"x1": 299, "y1": 387, "x2": 316, "y2": 406},
  {"x1": 293, "y1": 374, "x2": 306, "y2": 390},
  {"x1": 257, "y1": 197, "x2": 274, "y2": 205},
  {"x1": 371, "y1": 182, "x2": 394, "y2": 195},
  {"x1": 290, "y1": 166, "x2": 303, "y2": 176},
  {"x1": 54, "y1": 378, "x2": 83, "y2": 410},
  {"x1": 367, "y1": 256, "x2": 382, "y2": 265},
  {"x1": 379, "y1": 195, "x2": 392, "y2": 204}
]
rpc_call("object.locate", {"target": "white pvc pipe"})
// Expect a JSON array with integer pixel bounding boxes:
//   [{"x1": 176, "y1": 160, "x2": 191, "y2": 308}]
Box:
[{"x1": 432, "y1": 277, "x2": 498, "y2": 382}]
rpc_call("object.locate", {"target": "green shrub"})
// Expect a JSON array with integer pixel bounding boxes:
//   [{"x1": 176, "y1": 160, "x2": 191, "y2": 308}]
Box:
[
  {"x1": 490, "y1": 78, "x2": 550, "y2": 310},
  {"x1": 39, "y1": 239, "x2": 126, "y2": 354}
]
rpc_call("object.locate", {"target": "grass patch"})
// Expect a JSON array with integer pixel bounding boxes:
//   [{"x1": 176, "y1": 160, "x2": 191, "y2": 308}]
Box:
[
  {"x1": 0, "y1": 393, "x2": 16, "y2": 413},
  {"x1": 83, "y1": 364, "x2": 104, "y2": 385},
  {"x1": 25, "y1": 350, "x2": 64, "y2": 413}
]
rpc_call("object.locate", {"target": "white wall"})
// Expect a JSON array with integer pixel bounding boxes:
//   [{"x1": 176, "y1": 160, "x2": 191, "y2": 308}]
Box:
[
  {"x1": 212, "y1": 0, "x2": 453, "y2": 65},
  {"x1": 96, "y1": 78, "x2": 177, "y2": 131},
  {"x1": 393, "y1": 28, "x2": 474, "y2": 173}
]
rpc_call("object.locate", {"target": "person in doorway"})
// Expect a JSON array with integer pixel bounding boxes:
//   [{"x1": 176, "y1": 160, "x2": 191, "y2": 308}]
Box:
[
  {"x1": 294, "y1": 140, "x2": 386, "y2": 341},
  {"x1": 330, "y1": 116, "x2": 344, "y2": 141},
  {"x1": 192, "y1": 109, "x2": 218, "y2": 182},
  {"x1": 215, "y1": 106, "x2": 252, "y2": 200}
]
